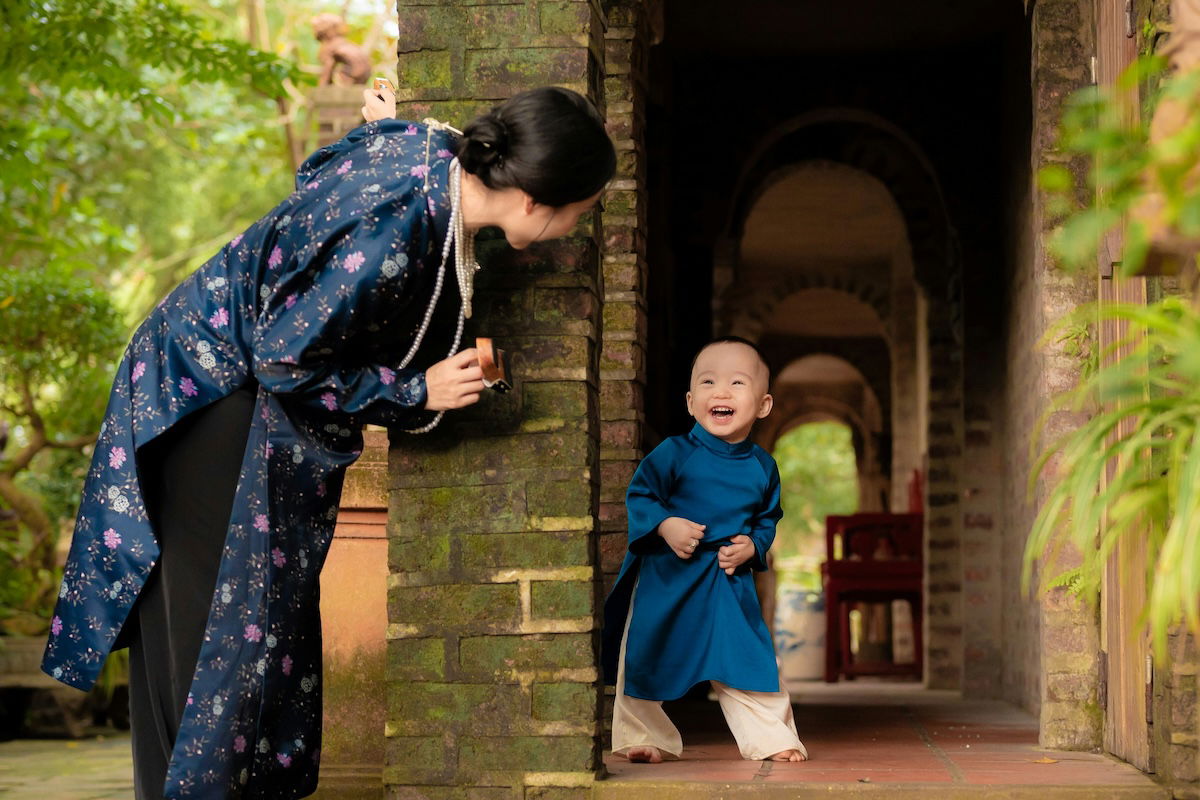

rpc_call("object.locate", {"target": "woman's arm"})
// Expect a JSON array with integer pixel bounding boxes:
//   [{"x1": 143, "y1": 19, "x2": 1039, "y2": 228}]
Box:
[{"x1": 251, "y1": 207, "x2": 476, "y2": 426}]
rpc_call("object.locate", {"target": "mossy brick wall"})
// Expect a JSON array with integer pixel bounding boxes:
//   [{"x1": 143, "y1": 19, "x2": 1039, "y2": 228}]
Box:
[
  {"x1": 1000, "y1": 0, "x2": 1101, "y2": 748},
  {"x1": 386, "y1": 2, "x2": 607, "y2": 798}
]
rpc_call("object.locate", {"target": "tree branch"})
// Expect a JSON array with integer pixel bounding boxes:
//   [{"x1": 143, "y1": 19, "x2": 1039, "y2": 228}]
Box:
[{"x1": 45, "y1": 433, "x2": 96, "y2": 450}]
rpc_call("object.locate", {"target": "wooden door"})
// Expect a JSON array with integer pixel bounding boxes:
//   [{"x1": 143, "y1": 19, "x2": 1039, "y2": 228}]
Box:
[{"x1": 1095, "y1": 0, "x2": 1152, "y2": 772}]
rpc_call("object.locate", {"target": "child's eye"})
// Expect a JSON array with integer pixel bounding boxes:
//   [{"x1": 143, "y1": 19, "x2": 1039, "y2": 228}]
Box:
[
  {"x1": 733, "y1": 379, "x2": 744, "y2": 385},
  {"x1": 701, "y1": 379, "x2": 714, "y2": 384}
]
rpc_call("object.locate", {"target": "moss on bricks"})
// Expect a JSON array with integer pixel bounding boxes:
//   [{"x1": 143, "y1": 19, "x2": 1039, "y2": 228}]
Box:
[
  {"x1": 459, "y1": 633, "x2": 593, "y2": 678},
  {"x1": 387, "y1": 638, "x2": 445, "y2": 682},
  {"x1": 523, "y1": 383, "x2": 590, "y2": 422},
  {"x1": 389, "y1": 584, "x2": 521, "y2": 629},
  {"x1": 459, "y1": 532, "x2": 589, "y2": 570},
  {"x1": 393, "y1": 683, "x2": 525, "y2": 729},
  {"x1": 530, "y1": 580, "x2": 592, "y2": 619},
  {"x1": 527, "y1": 480, "x2": 592, "y2": 518},
  {"x1": 458, "y1": 735, "x2": 593, "y2": 771},
  {"x1": 397, "y1": 50, "x2": 453, "y2": 90},
  {"x1": 532, "y1": 683, "x2": 596, "y2": 722}
]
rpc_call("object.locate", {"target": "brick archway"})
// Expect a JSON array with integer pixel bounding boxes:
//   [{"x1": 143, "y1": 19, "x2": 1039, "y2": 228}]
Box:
[
  {"x1": 715, "y1": 108, "x2": 964, "y2": 689},
  {"x1": 719, "y1": 108, "x2": 959, "y2": 295}
]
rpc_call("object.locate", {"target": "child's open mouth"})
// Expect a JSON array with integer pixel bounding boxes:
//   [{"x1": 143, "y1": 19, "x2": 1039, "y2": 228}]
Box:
[{"x1": 710, "y1": 406, "x2": 735, "y2": 420}]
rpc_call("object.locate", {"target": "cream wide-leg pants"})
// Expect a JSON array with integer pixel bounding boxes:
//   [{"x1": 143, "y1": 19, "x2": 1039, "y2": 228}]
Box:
[{"x1": 611, "y1": 583, "x2": 807, "y2": 761}]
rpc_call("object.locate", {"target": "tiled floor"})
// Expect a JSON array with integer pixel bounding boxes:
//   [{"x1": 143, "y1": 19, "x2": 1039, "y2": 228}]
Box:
[{"x1": 597, "y1": 681, "x2": 1169, "y2": 799}]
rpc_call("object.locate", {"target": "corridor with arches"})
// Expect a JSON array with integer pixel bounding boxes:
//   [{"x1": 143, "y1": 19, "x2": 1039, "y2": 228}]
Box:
[{"x1": 593, "y1": 0, "x2": 1140, "y2": 792}]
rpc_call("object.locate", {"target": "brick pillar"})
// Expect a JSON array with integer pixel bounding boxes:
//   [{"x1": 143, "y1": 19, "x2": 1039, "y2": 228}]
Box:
[
  {"x1": 924, "y1": 297, "x2": 964, "y2": 690},
  {"x1": 597, "y1": 0, "x2": 649, "y2": 629},
  {"x1": 1025, "y1": 0, "x2": 1102, "y2": 749},
  {"x1": 385, "y1": 2, "x2": 607, "y2": 798}
]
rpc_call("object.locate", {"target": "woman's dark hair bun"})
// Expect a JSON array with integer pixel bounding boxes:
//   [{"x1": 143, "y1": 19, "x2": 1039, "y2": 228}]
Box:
[
  {"x1": 457, "y1": 87, "x2": 616, "y2": 208},
  {"x1": 459, "y1": 113, "x2": 509, "y2": 176}
]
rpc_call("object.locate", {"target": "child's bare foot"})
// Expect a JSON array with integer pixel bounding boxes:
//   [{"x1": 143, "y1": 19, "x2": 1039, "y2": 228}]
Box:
[
  {"x1": 626, "y1": 746, "x2": 664, "y2": 763},
  {"x1": 768, "y1": 749, "x2": 806, "y2": 762}
]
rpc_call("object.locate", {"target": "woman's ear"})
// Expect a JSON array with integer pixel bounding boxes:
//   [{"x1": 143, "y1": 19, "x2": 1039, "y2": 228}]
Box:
[{"x1": 522, "y1": 192, "x2": 537, "y2": 216}]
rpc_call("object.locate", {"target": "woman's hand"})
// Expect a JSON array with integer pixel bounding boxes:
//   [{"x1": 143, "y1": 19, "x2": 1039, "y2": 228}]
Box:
[
  {"x1": 659, "y1": 516, "x2": 706, "y2": 560},
  {"x1": 361, "y1": 84, "x2": 397, "y2": 122},
  {"x1": 424, "y1": 349, "x2": 484, "y2": 411}
]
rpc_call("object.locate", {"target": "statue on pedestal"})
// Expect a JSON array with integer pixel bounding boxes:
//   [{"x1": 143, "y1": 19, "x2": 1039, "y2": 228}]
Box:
[{"x1": 311, "y1": 13, "x2": 372, "y2": 87}]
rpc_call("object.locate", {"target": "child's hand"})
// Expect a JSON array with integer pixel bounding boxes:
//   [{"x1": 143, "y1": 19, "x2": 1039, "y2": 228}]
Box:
[
  {"x1": 718, "y1": 535, "x2": 755, "y2": 575},
  {"x1": 658, "y1": 516, "x2": 706, "y2": 559}
]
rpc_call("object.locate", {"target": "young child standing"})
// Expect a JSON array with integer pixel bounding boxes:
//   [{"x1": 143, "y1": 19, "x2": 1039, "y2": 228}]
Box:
[{"x1": 602, "y1": 337, "x2": 807, "y2": 763}]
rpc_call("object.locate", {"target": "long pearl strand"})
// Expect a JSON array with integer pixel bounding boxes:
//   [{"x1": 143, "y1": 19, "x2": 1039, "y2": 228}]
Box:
[
  {"x1": 453, "y1": 159, "x2": 481, "y2": 319},
  {"x1": 399, "y1": 157, "x2": 473, "y2": 434}
]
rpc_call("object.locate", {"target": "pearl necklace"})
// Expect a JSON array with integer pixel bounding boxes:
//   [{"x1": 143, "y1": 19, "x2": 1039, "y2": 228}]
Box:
[{"x1": 398, "y1": 156, "x2": 475, "y2": 434}]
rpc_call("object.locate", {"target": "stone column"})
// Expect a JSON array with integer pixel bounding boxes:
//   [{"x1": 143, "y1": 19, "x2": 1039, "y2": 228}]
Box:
[
  {"x1": 385, "y1": 2, "x2": 607, "y2": 798},
  {"x1": 924, "y1": 296, "x2": 964, "y2": 690},
  {"x1": 1023, "y1": 0, "x2": 1102, "y2": 749}
]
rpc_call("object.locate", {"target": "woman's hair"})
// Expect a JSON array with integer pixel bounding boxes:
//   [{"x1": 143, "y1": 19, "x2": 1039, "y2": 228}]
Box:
[{"x1": 457, "y1": 87, "x2": 616, "y2": 207}]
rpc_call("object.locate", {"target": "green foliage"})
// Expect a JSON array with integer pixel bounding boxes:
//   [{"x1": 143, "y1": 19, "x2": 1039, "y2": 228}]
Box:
[
  {"x1": 0, "y1": 0, "x2": 301, "y2": 317},
  {"x1": 1031, "y1": 54, "x2": 1200, "y2": 655},
  {"x1": 0, "y1": 0, "x2": 300, "y2": 631},
  {"x1": 0, "y1": 265, "x2": 123, "y2": 394},
  {"x1": 772, "y1": 422, "x2": 859, "y2": 590}
]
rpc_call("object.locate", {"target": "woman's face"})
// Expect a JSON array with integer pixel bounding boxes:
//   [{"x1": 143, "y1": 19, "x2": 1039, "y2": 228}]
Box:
[{"x1": 502, "y1": 191, "x2": 603, "y2": 249}]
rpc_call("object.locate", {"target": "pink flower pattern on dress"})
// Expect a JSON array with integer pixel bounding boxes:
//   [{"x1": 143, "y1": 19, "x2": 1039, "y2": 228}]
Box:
[
  {"x1": 320, "y1": 392, "x2": 337, "y2": 411},
  {"x1": 254, "y1": 514, "x2": 269, "y2": 532},
  {"x1": 277, "y1": 753, "x2": 292, "y2": 768},
  {"x1": 342, "y1": 251, "x2": 365, "y2": 273},
  {"x1": 131, "y1": 361, "x2": 146, "y2": 381},
  {"x1": 233, "y1": 735, "x2": 247, "y2": 753},
  {"x1": 409, "y1": 164, "x2": 430, "y2": 179},
  {"x1": 404, "y1": 124, "x2": 418, "y2": 135},
  {"x1": 109, "y1": 447, "x2": 126, "y2": 469},
  {"x1": 268, "y1": 246, "x2": 284, "y2": 269},
  {"x1": 51, "y1": 616, "x2": 62, "y2": 636},
  {"x1": 336, "y1": 160, "x2": 352, "y2": 174},
  {"x1": 103, "y1": 528, "x2": 121, "y2": 549},
  {"x1": 244, "y1": 624, "x2": 263, "y2": 643},
  {"x1": 437, "y1": 148, "x2": 453, "y2": 159},
  {"x1": 209, "y1": 307, "x2": 229, "y2": 328},
  {"x1": 282, "y1": 655, "x2": 293, "y2": 676},
  {"x1": 379, "y1": 367, "x2": 395, "y2": 385},
  {"x1": 230, "y1": 234, "x2": 243, "y2": 248},
  {"x1": 272, "y1": 548, "x2": 286, "y2": 568},
  {"x1": 306, "y1": 180, "x2": 320, "y2": 190},
  {"x1": 179, "y1": 377, "x2": 198, "y2": 397},
  {"x1": 285, "y1": 294, "x2": 297, "y2": 309}
]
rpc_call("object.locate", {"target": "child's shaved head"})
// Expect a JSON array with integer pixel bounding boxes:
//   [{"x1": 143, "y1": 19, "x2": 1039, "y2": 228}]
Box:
[{"x1": 690, "y1": 337, "x2": 770, "y2": 386}]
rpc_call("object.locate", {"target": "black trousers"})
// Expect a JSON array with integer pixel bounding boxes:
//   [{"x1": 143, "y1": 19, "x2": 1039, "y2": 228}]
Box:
[{"x1": 127, "y1": 384, "x2": 257, "y2": 800}]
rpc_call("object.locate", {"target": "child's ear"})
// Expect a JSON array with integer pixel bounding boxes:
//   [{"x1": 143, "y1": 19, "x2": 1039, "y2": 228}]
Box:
[
  {"x1": 757, "y1": 393, "x2": 773, "y2": 419},
  {"x1": 685, "y1": 391, "x2": 694, "y2": 416}
]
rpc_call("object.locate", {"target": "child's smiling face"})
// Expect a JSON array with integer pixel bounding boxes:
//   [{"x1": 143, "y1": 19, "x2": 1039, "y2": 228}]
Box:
[{"x1": 686, "y1": 341, "x2": 773, "y2": 444}]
